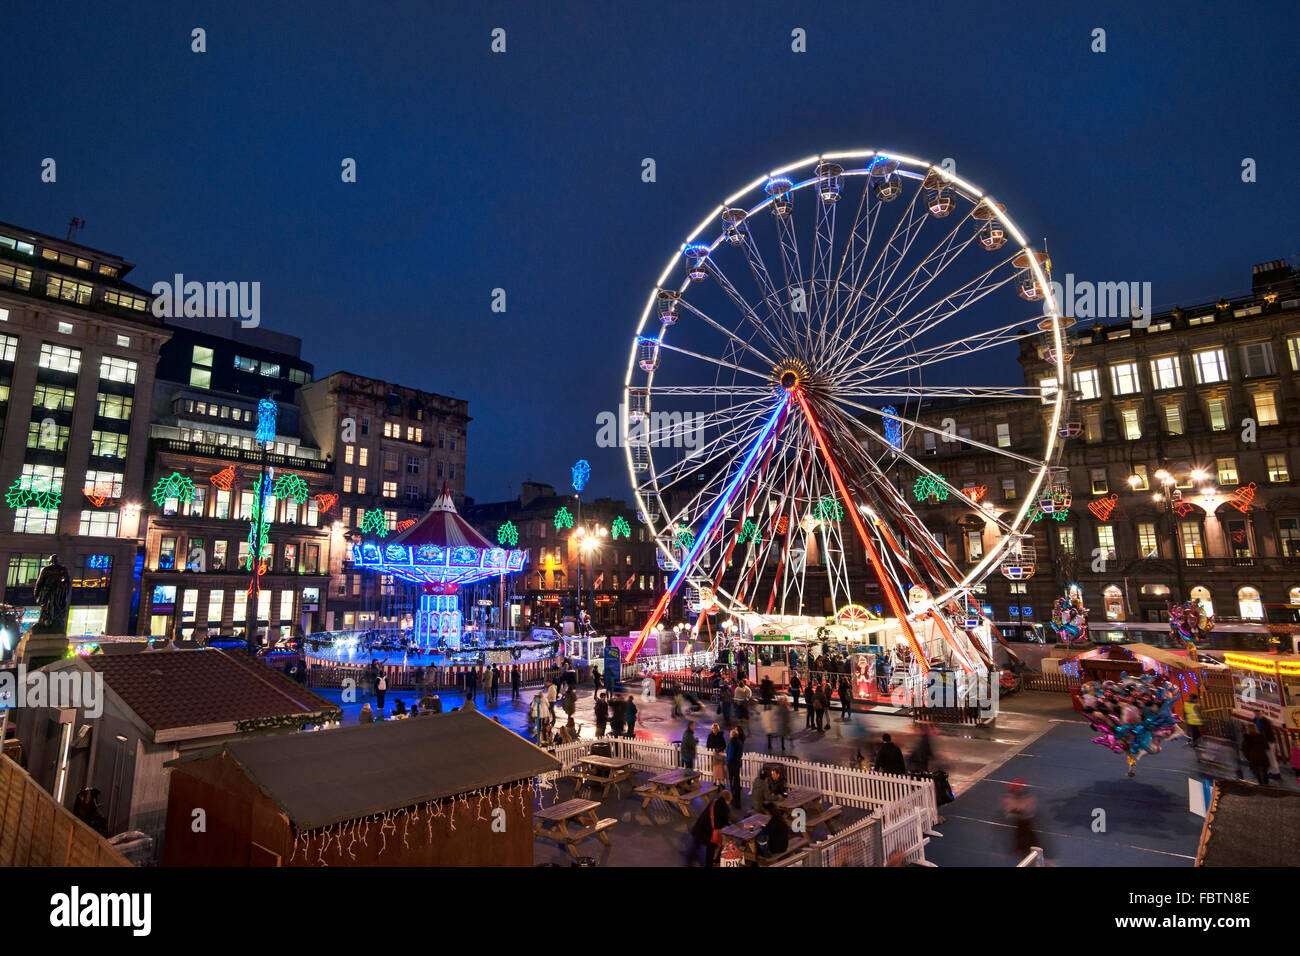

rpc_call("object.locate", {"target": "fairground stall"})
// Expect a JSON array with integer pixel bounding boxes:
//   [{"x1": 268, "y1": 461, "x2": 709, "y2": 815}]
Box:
[{"x1": 1222, "y1": 652, "x2": 1300, "y2": 731}]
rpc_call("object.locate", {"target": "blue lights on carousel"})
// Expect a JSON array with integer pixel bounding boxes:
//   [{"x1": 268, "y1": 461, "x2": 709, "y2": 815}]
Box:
[{"x1": 351, "y1": 540, "x2": 526, "y2": 586}]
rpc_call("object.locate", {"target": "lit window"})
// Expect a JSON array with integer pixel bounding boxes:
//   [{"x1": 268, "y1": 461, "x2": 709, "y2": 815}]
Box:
[
  {"x1": 1090, "y1": 468, "x2": 1108, "y2": 494},
  {"x1": 1072, "y1": 368, "x2": 1101, "y2": 400},
  {"x1": 1096, "y1": 525, "x2": 1116, "y2": 560},
  {"x1": 1288, "y1": 336, "x2": 1300, "y2": 372},
  {"x1": 1192, "y1": 348, "x2": 1227, "y2": 385},
  {"x1": 99, "y1": 355, "x2": 137, "y2": 384},
  {"x1": 358, "y1": 447, "x2": 369, "y2": 467},
  {"x1": 996, "y1": 423, "x2": 1011, "y2": 448},
  {"x1": 116, "y1": 334, "x2": 130, "y2": 347},
  {"x1": 192, "y1": 345, "x2": 214, "y2": 368},
  {"x1": 344, "y1": 444, "x2": 355, "y2": 465},
  {"x1": 1216, "y1": 457, "x2": 1238, "y2": 485},
  {"x1": 1130, "y1": 465, "x2": 1149, "y2": 491},
  {"x1": 382, "y1": 481, "x2": 397, "y2": 499},
  {"x1": 1120, "y1": 408, "x2": 1141, "y2": 440},
  {"x1": 95, "y1": 392, "x2": 132, "y2": 419},
  {"x1": 78, "y1": 510, "x2": 119, "y2": 537},
  {"x1": 1057, "y1": 528, "x2": 1075, "y2": 556},
  {"x1": 1110, "y1": 362, "x2": 1141, "y2": 396},
  {"x1": 45, "y1": 276, "x2": 94, "y2": 305},
  {"x1": 1001, "y1": 478, "x2": 1016, "y2": 501},
  {"x1": 357, "y1": 478, "x2": 367, "y2": 494},
  {"x1": 964, "y1": 530, "x2": 983, "y2": 562},
  {"x1": 1254, "y1": 391, "x2": 1279, "y2": 426},
  {"x1": 1266, "y1": 453, "x2": 1289, "y2": 483},
  {"x1": 0, "y1": 333, "x2": 16, "y2": 361},
  {"x1": 0, "y1": 264, "x2": 33, "y2": 290},
  {"x1": 1207, "y1": 399, "x2": 1227, "y2": 431},
  {"x1": 342, "y1": 475, "x2": 353, "y2": 493},
  {"x1": 1163, "y1": 403, "x2": 1183, "y2": 436},
  {"x1": 1240, "y1": 342, "x2": 1275, "y2": 378},
  {"x1": 1180, "y1": 522, "x2": 1204, "y2": 559},
  {"x1": 1149, "y1": 355, "x2": 1183, "y2": 390},
  {"x1": 39, "y1": 342, "x2": 82, "y2": 373},
  {"x1": 1137, "y1": 523, "x2": 1158, "y2": 557}
]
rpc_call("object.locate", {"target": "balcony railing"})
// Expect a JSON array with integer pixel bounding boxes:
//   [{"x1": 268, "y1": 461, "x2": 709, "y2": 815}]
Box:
[{"x1": 154, "y1": 438, "x2": 333, "y2": 473}]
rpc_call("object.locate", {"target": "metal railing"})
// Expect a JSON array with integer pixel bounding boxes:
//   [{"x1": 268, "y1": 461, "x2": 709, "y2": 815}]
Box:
[{"x1": 1016, "y1": 846, "x2": 1046, "y2": 867}]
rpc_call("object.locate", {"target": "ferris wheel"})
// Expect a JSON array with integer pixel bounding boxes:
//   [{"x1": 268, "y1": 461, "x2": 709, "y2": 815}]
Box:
[{"x1": 622, "y1": 149, "x2": 1073, "y2": 666}]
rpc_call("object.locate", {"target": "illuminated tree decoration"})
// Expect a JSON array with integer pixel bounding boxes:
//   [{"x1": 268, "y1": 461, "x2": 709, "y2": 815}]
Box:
[
  {"x1": 246, "y1": 474, "x2": 273, "y2": 570},
  {"x1": 256, "y1": 398, "x2": 278, "y2": 444},
  {"x1": 737, "y1": 518, "x2": 761, "y2": 544},
  {"x1": 273, "y1": 473, "x2": 310, "y2": 504},
  {"x1": 881, "y1": 405, "x2": 903, "y2": 449},
  {"x1": 610, "y1": 515, "x2": 631, "y2": 540},
  {"x1": 554, "y1": 506, "x2": 574, "y2": 530},
  {"x1": 152, "y1": 472, "x2": 195, "y2": 508},
  {"x1": 815, "y1": 497, "x2": 845, "y2": 521},
  {"x1": 6, "y1": 475, "x2": 62, "y2": 511},
  {"x1": 912, "y1": 474, "x2": 949, "y2": 503},
  {"x1": 361, "y1": 508, "x2": 390, "y2": 537},
  {"x1": 676, "y1": 527, "x2": 696, "y2": 549},
  {"x1": 497, "y1": 520, "x2": 519, "y2": 546},
  {"x1": 571, "y1": 459, "x2": 591, "y2": 493}
]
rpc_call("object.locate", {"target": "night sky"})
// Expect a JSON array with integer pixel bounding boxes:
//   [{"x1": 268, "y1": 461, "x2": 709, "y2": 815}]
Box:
[{"x1": 4, "y1": 0, "x2": 1296, "y2": 502}]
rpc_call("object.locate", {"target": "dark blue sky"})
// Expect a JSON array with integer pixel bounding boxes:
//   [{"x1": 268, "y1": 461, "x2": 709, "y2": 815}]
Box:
[{"x1": 4, "y1": 0, "x2": 1296, "y2": 502}]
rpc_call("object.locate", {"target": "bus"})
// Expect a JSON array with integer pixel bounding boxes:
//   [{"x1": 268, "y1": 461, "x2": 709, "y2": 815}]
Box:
[{"x1": 1086, "y1": 620, "x2": 1274, "y2": 653}]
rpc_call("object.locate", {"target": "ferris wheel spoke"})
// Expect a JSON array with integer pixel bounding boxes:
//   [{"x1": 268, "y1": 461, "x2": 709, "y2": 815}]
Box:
[
  {"x1": 653, "y1": 339, "x2": 772, "y2": 381},
  {"x1": 704, "y1": 258, "x2": 795, "y2": 359},
  {"x1": 836, "y1": 385, "x2": 1045, "y2": 401},
  {"x1": 733, "y1": 230, "x2": 806, "y2": 351},
  {"x1": 675, "y1": 297, "x2": 781, "y2": 368},
  {"x1": 840, "y1": 317, "x2": 1038, "y2": 385},
  {"x1": 807, "y1": 194, "x2": 838, "y2": 359},
  {"x1": 645, "y1": 385, "x2": 772, "y2": 397},
  {"x1": 638, "y1": 402, "x2": 774, "y2": 494}
]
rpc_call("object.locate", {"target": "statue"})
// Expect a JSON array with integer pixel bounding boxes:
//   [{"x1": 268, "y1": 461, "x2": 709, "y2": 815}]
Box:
[{"x1": 34, "y1": 554, "x2": 71, "y2": 633}]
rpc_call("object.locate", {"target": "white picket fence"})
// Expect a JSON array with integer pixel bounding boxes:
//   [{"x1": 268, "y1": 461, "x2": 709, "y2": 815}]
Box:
[
  {"x1": 630, "y1": 650, "x2": 716, "y2": 674},
  {"x1": 539, "y1": 736, "x2": 939, "y2": 866}
]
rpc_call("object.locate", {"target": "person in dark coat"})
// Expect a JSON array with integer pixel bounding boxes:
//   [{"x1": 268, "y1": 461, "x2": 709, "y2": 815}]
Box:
[
  {"x1": 465, "y1": 666, "x2": 478, "y2": 702},
  {"x1": 510, "y1": 664, "x2": 521, "y2": 701},
  {"x1": 838, "y1": 676, "x2": 852, "y2": 720},
  {"x1": 789, "y1": 673, "x2": 802, "y2": 712},
  {"x1": 813, "y1": 684, "x2": 828, "y2": 732},
  {"x1": 611, "y1": 694, "x2": 627, "y2": 736},
  {"x1": 873, "y1": 732, "x2": 907, "y2": 775},
  {"x1": 592, "y1": 665, "x2": 603, "y2": 692},
  {"x1": 690, "y1": 790, "x2": 732, "y2": 866},
  {"x1": 760, "y1": 676, "x2": 775, "y2": 710},
  {"x1": 1242, "y1": 724, "x2": 1270, "y2": 785},
  {"x1": 594, "y1": 692, "x2": 609, "y2": 737},
  {"x1": 680, "y1": 720, "x2": 699, "y2": 769},
  {"x1": 625, "y1": 695, "x2": 638, "y2": 737},
  {"x1": 726, "y1": 727, "x2": 745, "y2": 808},
  {"x1": 705, "y1": 723, "x2": 726, "y2": 752},
  {"x1": 760, "y1": 801, "x2": 789, "y2": 857},
  {"x1": 804, "y1": 681, "x2": 816, "y2": 728},
  {"x1": 489, "y1": 666, "x2": 501, "y2": 704}
]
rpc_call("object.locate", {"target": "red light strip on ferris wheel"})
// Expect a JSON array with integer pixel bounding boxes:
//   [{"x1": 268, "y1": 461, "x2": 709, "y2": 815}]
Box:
[
  {"x1": 793, "y1": 390, "x2": 930, "y2": 674},
  {"x1": 624, "y1": 394, "x2": 791, "y2": 663}
]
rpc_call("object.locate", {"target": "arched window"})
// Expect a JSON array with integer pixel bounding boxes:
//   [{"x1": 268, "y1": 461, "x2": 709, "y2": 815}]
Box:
[
  {"x1": 1190, "y1": 586, "x2": 1214, "y2": 618},
  {"x1": 1237, "y1": 586, "x2": 1263, "y2": 621}
]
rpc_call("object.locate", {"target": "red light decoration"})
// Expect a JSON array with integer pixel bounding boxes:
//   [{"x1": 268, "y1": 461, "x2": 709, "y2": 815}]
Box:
[
  {"x1": 774, "y1": 514, "x2": 789, "y2": 535},
  {"x1": 964, "y1": 485, "x2": 986, "y2": 503},
  {"x1": 314, "y1": 493, "x2": 338, "y2": 514},
  {"x1": 396, "y1": 518, "x2": 416, "y2": 532},
  {"x1": 1226, "y1": 482, "x2": 1256, "y2": 514},
  {"x1": 1172, "y1": 501, "x2": 1195, "y2": 517},
  {"x1": 210, "y1": 465, "x2": 236, "y2": 490},
  {"x1": 1087, "y1": 494, "x2": 1118, "y2": 521}
]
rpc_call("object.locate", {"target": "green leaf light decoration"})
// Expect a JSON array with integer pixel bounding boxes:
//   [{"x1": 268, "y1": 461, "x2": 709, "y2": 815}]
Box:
[
  {"x1": 815, "y1": 497, "x2": 845, "y2": 521},
  {"x1": 1032, "y1": 507, "x2": 1070, "y2": 523},
  {"x1": 497, "y1": 520, "x2": 519, "y2": 546},
  {"x1": 554, "y1": 506, "x2": 574, "y2": 531},
  {"x1": 361, "y1": 508, "x2": 390, "y2": 537},
  {"x1": 912, "y1": 474, "x2": 949, "y2": 503},
  {"x1": 6, "y1": 475, "x2": 62, "y2": 511},
  {"x1": 273, "y1": 473, "x2": 310, "y2": 504},
  {"x1": 610, "y1": 515, "x2": 631, "y2": 540},
  {"x1": 246, "y1": 474, "x2": 273, "y2": 570},
  {"x1": 152, "y1": 472, "x2": 195, "y2": 508},
  {"x1": 738, "y1": 518, "x2": 761, "y2": 544},
  {"x1": 676, "y1": 527, "x2": 696, "y2": 549}
]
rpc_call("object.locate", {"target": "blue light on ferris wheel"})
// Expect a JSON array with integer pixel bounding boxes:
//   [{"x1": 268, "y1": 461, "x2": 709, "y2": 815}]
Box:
[
  {"x1": 882, "y1": 405, "x2": 902, "y2": 449},
  {"x1": 572, "y1": 459, "x2": 591, "y2": 493},
  {"x1": 256, "y1": 398, "x2": 278, "y2": 444}
]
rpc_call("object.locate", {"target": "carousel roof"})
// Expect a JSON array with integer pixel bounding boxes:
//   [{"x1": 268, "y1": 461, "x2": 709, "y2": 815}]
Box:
[{"x1": 351, "y1": 484, "x2": 526, "y2": 586}]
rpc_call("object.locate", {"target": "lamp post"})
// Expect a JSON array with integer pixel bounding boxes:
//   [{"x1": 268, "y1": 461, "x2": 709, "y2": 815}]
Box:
[{"x1": 1142, "y1": 466, "x2": 1209, "y2": 605}]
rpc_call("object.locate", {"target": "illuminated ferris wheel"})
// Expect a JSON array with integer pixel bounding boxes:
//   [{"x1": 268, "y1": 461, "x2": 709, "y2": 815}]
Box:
[{"x1": 622, "y1": 148, "x2": 1073, "y2": 665}]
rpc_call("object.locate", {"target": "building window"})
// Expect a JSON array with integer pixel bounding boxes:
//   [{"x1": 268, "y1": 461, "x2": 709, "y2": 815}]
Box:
[
  {"x1": 1239, "y1": 341, "x2": 1275, "y2": 378},
  {"x1": 360, "y1": 417, "x2": 370, "y2": 435},
  {"x1": 1084, "y1": 409, "x2": 1103, "y2": 443},
  {"x1": 39, "y1": 342, "x2": 81, "y2": 373},
  {"x1": 1224, "y1": 519, "x2": 1252, "y2": 558},
  {"x1": 1090, "y1": 468, "x2": 1108, "y2": 494},
  {"x1": 1163, "y1": 403, "x2": 1183, "y2": 436},
  {"x1": 27, "y1": 420, "x2": 70, "y2": 452},
  {"x1": 1206, "y1": 398, "x2": 1227, "y2": 431},
  {"x1": 45, "y1": 276, "x2": 94, "y2": 305},
  {"x1": 1179, "y1": 522, "x2": 1204, "y2": 559},
  {"x1": 964, "y1": 530, "x2": 983, "y2": 562},
  {"x1": 1279, "y1": 518, "x2": 1300, "y2": 558},
  {"x1": 382, "y1": 481, "x2": 397, "y2": 499},
  {"x1": 13, "y1": 508, "x2": 58, "y2": 534},
  {"x1": 83, "y1": 470, "x2": 124, "y2": 499},
  {"x1": 406, "y1": 456, "x2": 421, "y2": 474},
  {"x1": 1253, "y1": 391, "x2": 1279, "y2": 426},
  {"x1": 1288, "y1": 336, "x2": 1300, "y2": 372},
  {"x1": 358, "y1": 447, "x2": 369, "y2": 467},
  {"x1": 0, "y1": 333, "x2": 17, "y2": 362},
  {"x1": 1237, "y1": 586, "x2": 1263, "y2": 621},
  {"x1": 1057, "y1": 528, "x2": 1075, "y2": 556},
  {"x1": 383, "y1": 452, "x2": 398, "y2": 472},
  {"x1": 90, "y1": 430, "x2": 128, "y2": 460},
  {"x1": 1001, "y1": 478, "x2": 1017, "y2": 501},
  {"x1": 95, "y1": 392, "x2": 133, "y2": 420},
  {"x1": 1096, "y1": 525, "x2": 1116, "y2": 560},
  {"x1": 0, "y1": 264, "x2": 33, "y2": 290},
  {"x1": 1266, "y1": 453, "x2": 1290, "y2": 483},
  {"x1": 1120, "y1": 408, "x2": 1141, "y2": 440},
  {"x1": 77, "y1": 510, "x2": 118, "y2": 537},
  {"x1": 1216, "y1": 457, "x2": 1238, "y2": 485},
  {"x1": 995, "y1": 423, "x2": 1011, "y2": 448},
  {"x1": 1137, "y1": 522, "x2": 1158, "y2": 557},
  {"x1": 342, "y1": 475, "x2": 353, "y2": 493},
  {"x1": 1130, "y1": 464, "x2": 1149, "y2": 491},
  {"x1": 98, "y1": 355, "x2": 137, "y2": 384},
  {"x1": 1110, "y1": 362, "x2": 1141, "y2": 396},
  {"x1": 213, "y1": 541, "x2": 228, "y2": 571},
  {"x1": 158, "y1": 536, "x2": 178, "y2": 569},
  {"x1": 344, "y1": 444, "x2": 355, "y2": 464},
  {"x1": 407, "y1": 426, "x2": 422, "y2": 442},
  {"x1": 357, "y1": 478, "x2": 368, "y2": 494},
  {"x1": 1192, "y1": 348, "x2": 1227, "y2": 385},
  {"x1": 208, "y1": 590, "x2": 224, "y2": 624},
  {"x1": 1149, "y1": 355, "x2": 1182, "y2": 390},
  {"x1": 1072, "y1": 368, "x2": 1101, "y2": 401},
  {"x1": 384, "y1": 421, "x2": 399, "y2": 438}
]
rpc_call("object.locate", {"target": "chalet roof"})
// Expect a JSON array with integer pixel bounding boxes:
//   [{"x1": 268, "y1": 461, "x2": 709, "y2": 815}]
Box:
[
  {"x1": 1197, "y1": 780, "x2": 1300, "y2": 866},
  {"x1": 217, "y1": 710, "x2": 559, "y2": 829}
]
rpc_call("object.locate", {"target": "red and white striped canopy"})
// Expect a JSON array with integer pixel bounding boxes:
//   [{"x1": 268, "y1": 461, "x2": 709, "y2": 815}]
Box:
[{"x1": 389, "y1": 483, "x2": 495, "y2": 550}]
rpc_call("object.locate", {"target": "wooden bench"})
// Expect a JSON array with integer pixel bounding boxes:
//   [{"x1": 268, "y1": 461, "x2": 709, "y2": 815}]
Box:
[
  {"x1": 757, "y1": 835, "x2": 809, "y2": 866},
  {"x1": 804, "y1": 805, "x2": 843, "y2": 832},
  {"x1": 563, "y1": 817, "x2": 618, "y2": 847},
  {"x1": 637, "y1": 781, "x2": 716, "y2": 816}
]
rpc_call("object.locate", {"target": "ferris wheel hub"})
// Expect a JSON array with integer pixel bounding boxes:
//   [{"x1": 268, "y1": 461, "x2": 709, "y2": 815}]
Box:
[{"x1": 772, "y1": 357, "x2": 813, "y2": 392}]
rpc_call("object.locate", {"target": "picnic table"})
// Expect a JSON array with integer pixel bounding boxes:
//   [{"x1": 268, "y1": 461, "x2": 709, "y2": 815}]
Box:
[
  {"x1": 534, "y1": 798, "x2": 617, "y2": 858},
  {"x1": 774, "y1": 786, "x2": 842, "y2": 834},
  {"x1": 573, "y1": 754, "x2": 636, "y2": 798},
  {"x1": 635, "y1": 768, "x2": 716, "y2": 816},
  {"x1": 721, "y1": 812, "x2": 810, "y2": 865}
]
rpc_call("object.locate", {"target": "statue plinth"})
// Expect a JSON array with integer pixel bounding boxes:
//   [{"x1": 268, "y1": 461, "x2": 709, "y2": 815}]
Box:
[{"x1": 15, "y1": 627, "x2": 70, "y2": 670}]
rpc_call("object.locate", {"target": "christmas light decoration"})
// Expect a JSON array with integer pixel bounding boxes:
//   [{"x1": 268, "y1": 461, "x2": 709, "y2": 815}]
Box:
[
  {"x1": 554, "y1": 506, "x2": 574, "y2": 530},
  {"x1": 256, "y1": 398, "x2": 278, "y2": 444},
  {"x1": 314, "y1": 493, "x2": 338, "y2": 514},
  {"x1": 152, "y1": 472, "x2": 195, "y2": 508},
  {"x1": 361, "y1": 508, "x2": 389, "y2": 537},
  {"x1": 912, "y1": 474, "x2": 949, "y2": 503},
  {"x1": 497, "y1": 520, "x2": 519, "y2": 546},
  {"x1": 246, "y1": 473, "x2": 273, "y2": 571},
  {"x1": 571, "y1": 459, "x2": 591, "y2": 493},
  {"x1": 1226, "y1": 482, "x2": 1256, "y2": 514},
  {"x1": 210, "y1": 465, "x2": 236, "y2": 490},
  {"x1": 963, "y1": 485, "x2": 987, "y2": 503},
  {"x1": 1087, "y1": 494, "x2": 1118, "y2": 521},
  {"x1": 881, "y1": 405, "x2": 902, "y2": 448},
  {"x1": 774, "y1": 514, "x2": 789, "y2": 535},
  {"x1": 273, "y1": 473, "x2": 310, "y2": 504},
  {"x1": 1171, "y1": 500, "x2": 1195, "y2": 518},
  {"x1": 737, "y1": 518, "x2": 761, "y2": 544},
  {"x1": 815, "y1": 496, "x2": 845, "y2": 521},
  {"x1": 6, "y1": 475, "x2": 62, "y2": 511},
  {"x1": 610, "y1": 515, "x2": 630, "y2": 540},
  {"x1": 395, "y1": 518, "x2": 416, "y2": 533},
  {"x1": 676, "y1": 527, "x2": 696, "y2": 549}
]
